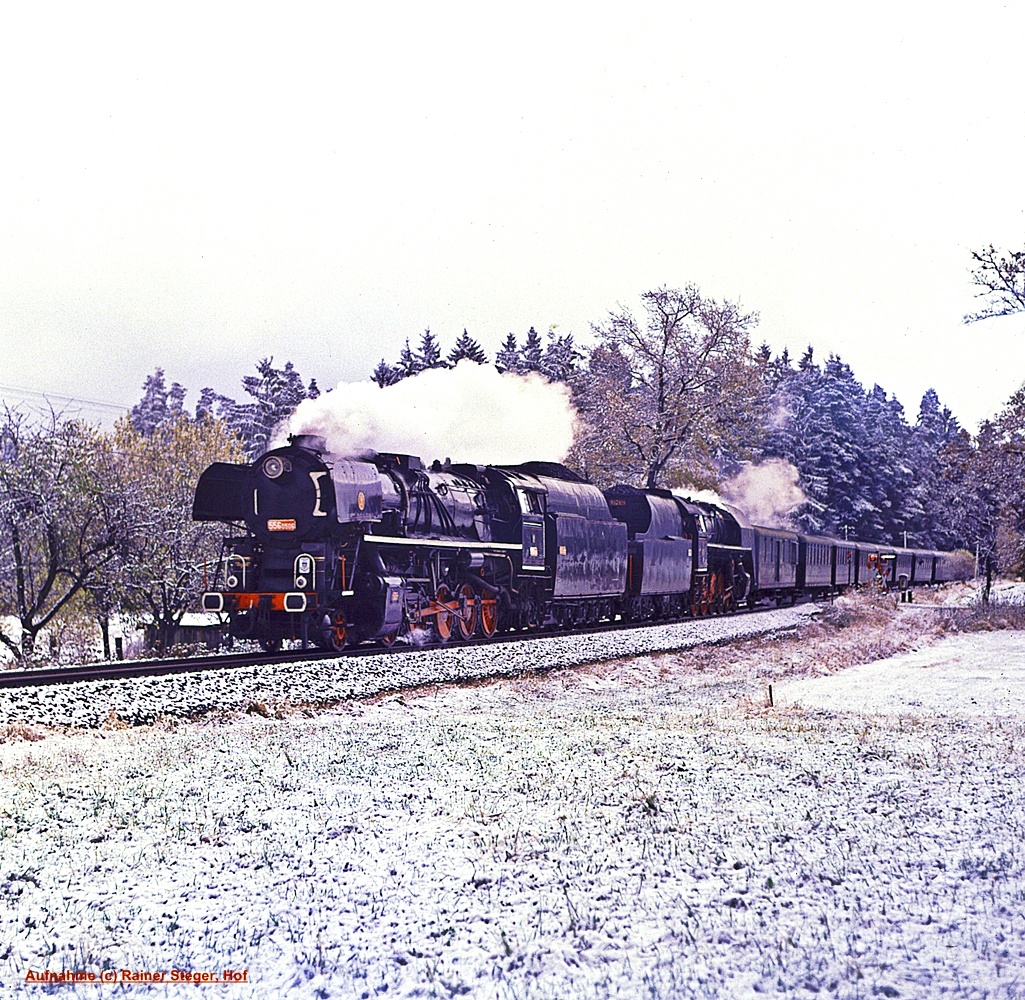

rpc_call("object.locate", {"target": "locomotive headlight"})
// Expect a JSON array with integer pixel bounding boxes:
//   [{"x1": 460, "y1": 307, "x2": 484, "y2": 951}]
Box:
[
  {"x1": 226, "y1": 574, "x2": 239, "y2": 589},
  {"x1": 295, "y1": 575, "x2": 308, "y2": 589},
  {"x1": 263, "y1": 456, "x2": 286, "y2": 479}
]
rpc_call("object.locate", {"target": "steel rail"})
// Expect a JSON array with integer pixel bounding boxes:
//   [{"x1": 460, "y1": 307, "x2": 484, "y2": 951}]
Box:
[{"x1": 0, "y1": 600, "x2": 821, "y2": 691}]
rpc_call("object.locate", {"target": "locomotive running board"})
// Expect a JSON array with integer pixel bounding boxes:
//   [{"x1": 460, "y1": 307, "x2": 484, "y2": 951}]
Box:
[{"x1": 361, "y1": 536, "x2": 522, "y2": 552}]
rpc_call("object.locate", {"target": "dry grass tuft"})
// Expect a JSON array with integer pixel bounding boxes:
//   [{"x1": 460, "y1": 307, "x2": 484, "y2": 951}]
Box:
[
  {"x1": 612, "y1": 590, "x2": 957, "y2": 691},
  {"x1": 100, "y1": 708, "x2": 129, "y2": 730},
  {"x1": 934, "y1": 604, "x2": 1025, "y2": 633},
  {"x1": 0, "y1": 721, "x2": 45, "y2": 743}
]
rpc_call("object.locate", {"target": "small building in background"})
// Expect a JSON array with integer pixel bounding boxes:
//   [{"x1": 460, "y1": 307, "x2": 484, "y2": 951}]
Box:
[{"x1": 138, "y1": 613, "x2": 227, "y2": 653}]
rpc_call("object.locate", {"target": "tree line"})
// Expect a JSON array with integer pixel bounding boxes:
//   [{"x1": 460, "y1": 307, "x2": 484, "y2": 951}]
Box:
[
  {"x1": 2, "y1": 244, "x2": 1023, "y2": 660},
  {"x1": 371, "y1": 326, "x2": 581, "y2": 386}
]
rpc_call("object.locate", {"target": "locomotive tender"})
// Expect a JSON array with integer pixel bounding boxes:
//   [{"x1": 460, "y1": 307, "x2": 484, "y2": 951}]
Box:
[{"x1": 192, "y1": 435, "x2": 967, "y2": 651}]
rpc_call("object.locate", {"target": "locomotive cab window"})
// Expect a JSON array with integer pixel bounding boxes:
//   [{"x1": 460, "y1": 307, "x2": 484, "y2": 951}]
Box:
[{"x1": 517, "y1": 490, "x2": 543, "y2": 515}]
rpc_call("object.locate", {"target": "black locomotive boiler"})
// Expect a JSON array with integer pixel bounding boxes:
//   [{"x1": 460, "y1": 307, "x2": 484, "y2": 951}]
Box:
[{"x1": 192, "y1": 435, "x2": 970, "y2": 651}]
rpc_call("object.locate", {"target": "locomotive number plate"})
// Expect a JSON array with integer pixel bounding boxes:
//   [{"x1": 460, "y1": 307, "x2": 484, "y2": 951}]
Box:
[{"x1": 267, "y1": 519, "x2": 297, "y2": 531}]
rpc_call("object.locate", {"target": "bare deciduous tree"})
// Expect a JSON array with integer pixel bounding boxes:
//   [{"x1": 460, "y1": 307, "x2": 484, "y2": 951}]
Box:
[
  {"x1": 112, "y1": 414, "x2": 245, "y2": 654},
  {"x1": 0, "y1": 408, "x2": 128, "y2": 659},
  {"x1": 964, "y1": 245, "x2": 1025, "y2": 323},
  {"x1": 572, "y1": 285, "x2": 760, "y2": 489}
]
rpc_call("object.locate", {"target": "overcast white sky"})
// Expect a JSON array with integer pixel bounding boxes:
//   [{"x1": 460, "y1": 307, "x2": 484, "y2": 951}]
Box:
[{"x1": 1, "y1": 2, "x2": 1023, "y2": 430}]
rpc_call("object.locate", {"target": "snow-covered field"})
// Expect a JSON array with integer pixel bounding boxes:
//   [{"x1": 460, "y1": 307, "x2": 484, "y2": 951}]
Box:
[{"x1": 2, "y1": 595, "x2": 1024, "y2": 998}]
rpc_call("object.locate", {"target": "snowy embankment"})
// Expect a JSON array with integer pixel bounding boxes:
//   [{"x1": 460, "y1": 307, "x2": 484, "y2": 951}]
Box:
[
  {"x1": 2, "y1": 594, "x2": 1024, "y2": 999},
  {"x1": 0, "y1": 607, "x2": 816, "y2": 729}
]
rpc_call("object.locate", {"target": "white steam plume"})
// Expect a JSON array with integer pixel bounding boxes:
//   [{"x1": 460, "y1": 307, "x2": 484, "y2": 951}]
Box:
[
  {"x1": 274, "y1": 361, "x2": 578, "y2": 465},
  {"x1": 676, "y1": 459, "x2": 807, "y2": 528},
  {"x1": 721, "y1": 458, "x2": 807, "y2": 528}
]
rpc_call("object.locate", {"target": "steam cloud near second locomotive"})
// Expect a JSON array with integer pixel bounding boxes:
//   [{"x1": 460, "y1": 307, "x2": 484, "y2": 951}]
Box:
[{"x1": 719, "y1": 459, "x2": 809, "y2": 529}]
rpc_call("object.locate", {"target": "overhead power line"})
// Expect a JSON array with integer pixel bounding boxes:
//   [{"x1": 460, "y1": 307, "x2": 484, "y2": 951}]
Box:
[{"x1": 0, "y1": 383, "x2": 129, "y2": 414}]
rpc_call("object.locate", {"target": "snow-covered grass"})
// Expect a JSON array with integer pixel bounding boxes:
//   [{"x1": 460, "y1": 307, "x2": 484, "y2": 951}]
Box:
[{"x1": 2, "y1": 591, "x2": 1025, "y2": 998}]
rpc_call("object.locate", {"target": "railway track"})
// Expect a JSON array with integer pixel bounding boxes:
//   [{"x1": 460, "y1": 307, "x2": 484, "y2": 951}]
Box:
[
  {"x1": 0, "y1": 647, "x2": 341, "y2": 690},
  {"x1": 0, "y1": 601, "x2": 819, "y2": 692}
]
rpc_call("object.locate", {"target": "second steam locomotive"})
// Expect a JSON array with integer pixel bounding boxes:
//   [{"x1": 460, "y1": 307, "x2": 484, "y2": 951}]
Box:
[{"x1": 193, "y1": 435, "x2": 967, "y2": 651}]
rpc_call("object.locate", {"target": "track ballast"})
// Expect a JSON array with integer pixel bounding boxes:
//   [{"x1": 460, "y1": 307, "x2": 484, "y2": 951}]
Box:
[{"x1": 0, "y1": 603, "x2": 820, "y2": 728}]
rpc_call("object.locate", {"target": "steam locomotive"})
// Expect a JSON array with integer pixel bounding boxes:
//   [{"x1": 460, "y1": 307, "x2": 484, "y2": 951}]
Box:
[{"x1": 192, "y1": 435, "x2": 968, "y2": 651}]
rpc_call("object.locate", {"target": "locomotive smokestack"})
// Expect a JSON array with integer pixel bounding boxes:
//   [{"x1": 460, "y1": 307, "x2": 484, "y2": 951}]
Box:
[{"x1": 290, "y1": 434, "x2": 328, "y2": 455}]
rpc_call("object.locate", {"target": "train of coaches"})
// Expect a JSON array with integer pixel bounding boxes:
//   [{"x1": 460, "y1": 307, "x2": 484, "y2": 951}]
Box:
[{"x1": 192, "y1": 435, "x2": 970, "y2": 652}]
